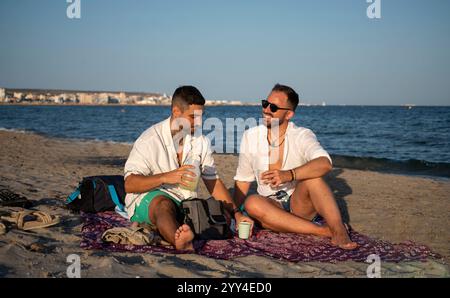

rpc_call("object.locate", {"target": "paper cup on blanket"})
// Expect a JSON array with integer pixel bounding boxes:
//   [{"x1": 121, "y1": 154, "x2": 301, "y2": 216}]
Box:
[{"x1": 238, "y1": 222, "x2": 251, "y2": 239}]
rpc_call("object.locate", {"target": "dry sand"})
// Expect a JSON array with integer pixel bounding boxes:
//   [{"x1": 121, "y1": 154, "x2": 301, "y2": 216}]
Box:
[{"x1": 0, "y1": 130, "x2": 449, "y2": 277}]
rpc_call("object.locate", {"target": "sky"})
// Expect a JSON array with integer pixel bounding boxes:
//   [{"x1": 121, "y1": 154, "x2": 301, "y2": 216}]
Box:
[{"x1": 0, "y1": 0, "x2": 449, "y2": 105}]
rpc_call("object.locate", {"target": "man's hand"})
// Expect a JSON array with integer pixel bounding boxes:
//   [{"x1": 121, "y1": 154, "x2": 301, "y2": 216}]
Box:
[
  {"x1": 235, "y1": 211, "x2": 255, "y2": 236},
  {"x1": 261, "y1": 170, "x2": 292, "y2": 188},
  {"x1": 161, "y1": 165, "x2": 196, "y2": 188}
]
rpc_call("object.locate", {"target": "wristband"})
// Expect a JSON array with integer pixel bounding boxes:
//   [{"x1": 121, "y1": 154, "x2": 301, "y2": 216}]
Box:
[{"x1": 290, "y1": 169, "x2": 296, "y2": 181}]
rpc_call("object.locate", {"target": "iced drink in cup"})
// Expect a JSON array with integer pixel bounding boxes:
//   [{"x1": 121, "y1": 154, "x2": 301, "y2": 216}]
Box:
[{"x1": 180, "y1": 153, "x2": 201, "y2": 192}]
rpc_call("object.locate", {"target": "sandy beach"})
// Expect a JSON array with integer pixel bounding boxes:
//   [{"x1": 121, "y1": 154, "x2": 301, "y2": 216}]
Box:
[{"x1": 0, "y1": 130, "x2": 449, "y2": 277}]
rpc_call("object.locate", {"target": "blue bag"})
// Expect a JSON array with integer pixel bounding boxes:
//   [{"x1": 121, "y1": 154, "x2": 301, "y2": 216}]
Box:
[{"x1": 66, "y1": 175, "x2": 125, "y2": 213}]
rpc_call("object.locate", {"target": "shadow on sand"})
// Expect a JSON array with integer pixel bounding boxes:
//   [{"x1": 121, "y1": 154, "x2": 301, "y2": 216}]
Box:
[{"x1": 324, "y1": 168, "x2": 352, "y2": 224}]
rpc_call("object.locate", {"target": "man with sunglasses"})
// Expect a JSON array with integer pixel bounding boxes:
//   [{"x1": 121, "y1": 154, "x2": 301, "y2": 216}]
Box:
[{"x1": 232, "y1": 84, "x2": 357, "y2": 250}]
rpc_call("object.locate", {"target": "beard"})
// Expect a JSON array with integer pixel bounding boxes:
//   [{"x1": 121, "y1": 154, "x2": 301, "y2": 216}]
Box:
[{"x1": 262, "y1": 113, "x2": 284, "y2": 128}]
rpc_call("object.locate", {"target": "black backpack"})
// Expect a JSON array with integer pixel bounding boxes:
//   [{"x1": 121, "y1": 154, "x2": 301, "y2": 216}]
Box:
[
  {"x1": 181, "y1": 197, "x2": 231, "y2": 240},
  {"x1": 66, "y1": 175, "x2": 126, "y2": 213}
]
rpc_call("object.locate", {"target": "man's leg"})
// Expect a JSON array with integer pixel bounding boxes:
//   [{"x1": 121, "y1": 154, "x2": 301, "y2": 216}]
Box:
[
  {"x1": 289, "y1": 177, "x2": 357, "y2": 250},
  {"x1": 244, "y1": 194, "x2": 332, "y2": 237},
  {"x1": 148, "y1": 195, "x2": 194, "y2": 251}
]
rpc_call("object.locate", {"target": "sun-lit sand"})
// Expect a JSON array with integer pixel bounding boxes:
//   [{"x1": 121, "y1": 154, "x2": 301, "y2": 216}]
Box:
[{"x1": 0, "y1": 130, "x2": 448, "y2": 277}]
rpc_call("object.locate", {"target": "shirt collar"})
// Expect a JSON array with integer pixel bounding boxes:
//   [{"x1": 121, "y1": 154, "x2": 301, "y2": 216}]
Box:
[
  {"x1": 162, "y1": 116, "x2": 194, "y2": 165},
  {"x1": 259, "y1": 121, "x2": 293, "y2": 169},
  {"x1": 162, "y1": 116, "x2": 173, "y2": 147}
]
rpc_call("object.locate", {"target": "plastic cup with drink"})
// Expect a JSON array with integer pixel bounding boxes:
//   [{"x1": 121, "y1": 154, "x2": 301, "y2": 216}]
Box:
[{"x1": 180, "y1": 152, "x2": 201, "y2": 192}]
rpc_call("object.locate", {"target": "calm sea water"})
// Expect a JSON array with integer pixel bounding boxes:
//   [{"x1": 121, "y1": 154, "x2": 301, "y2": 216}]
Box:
[{"x1": 1, "y1": 105, "x2": 449, "y2": 177}]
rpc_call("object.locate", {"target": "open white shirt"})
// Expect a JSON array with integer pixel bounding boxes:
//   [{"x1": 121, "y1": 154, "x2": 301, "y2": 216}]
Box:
[
  {"x1": 124, "y1": 117, "x2": 219, "y2": 219},
  {"x1": 234, "y1": 122, "x2": 332, "y2": 197}
]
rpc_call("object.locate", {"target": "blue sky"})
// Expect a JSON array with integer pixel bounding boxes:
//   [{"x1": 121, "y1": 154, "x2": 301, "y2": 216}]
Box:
[{"x1": 0, "y1": 0, "x2": 449, "y2": 105}]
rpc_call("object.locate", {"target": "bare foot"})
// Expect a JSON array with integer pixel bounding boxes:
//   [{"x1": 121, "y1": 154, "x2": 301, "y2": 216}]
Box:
[
  {"x1": 330, "y1": 223, "x2": 358, "y2": 250},
  {"x1": 174, "y1": 224, "x2": 194, "y2": 251},
  {"x1": 317, "y1": 225, "x2": 333, "y2": 238}
]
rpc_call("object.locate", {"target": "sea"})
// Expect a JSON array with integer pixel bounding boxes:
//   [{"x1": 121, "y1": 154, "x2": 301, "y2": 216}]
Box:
[{"x1": 1, "y1": 105, "x2": 449, "y2": 178}]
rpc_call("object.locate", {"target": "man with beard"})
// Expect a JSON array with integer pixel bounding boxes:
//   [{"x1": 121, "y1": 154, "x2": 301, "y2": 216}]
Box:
[
  {"x1": 232, "y1": 84, "x2": 357, "y2": 249},
  {"x1": 124, "y1": 86, "x2": 252, "y2": 251}
]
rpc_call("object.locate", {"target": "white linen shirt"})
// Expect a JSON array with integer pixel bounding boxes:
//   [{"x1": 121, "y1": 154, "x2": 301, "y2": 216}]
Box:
[
  {"x1": 124, "y1": 117, "x2": 219, "y2": 219},
  {"x1": 234, "y1": 122, "x2": 332, "y2": 197}
]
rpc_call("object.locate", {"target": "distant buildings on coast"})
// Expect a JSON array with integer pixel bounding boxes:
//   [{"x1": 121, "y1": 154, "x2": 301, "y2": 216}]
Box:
[
  {"x1": 0, "y1": 87, "x2": 334, "y2": 107},
  {"x1": 0, "y1": 87, "x2": 245, "y2": 106}
]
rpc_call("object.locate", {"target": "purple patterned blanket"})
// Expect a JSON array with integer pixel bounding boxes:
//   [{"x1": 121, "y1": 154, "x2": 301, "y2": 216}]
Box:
[{"x1": 80, "y1": 212, "x2": 441, "y2": 263}]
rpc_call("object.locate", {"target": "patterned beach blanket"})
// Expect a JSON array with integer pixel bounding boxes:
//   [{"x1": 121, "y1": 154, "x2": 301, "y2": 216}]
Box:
[{"x1": 80, "y1": 212, "x2": 441, "y2": 263}]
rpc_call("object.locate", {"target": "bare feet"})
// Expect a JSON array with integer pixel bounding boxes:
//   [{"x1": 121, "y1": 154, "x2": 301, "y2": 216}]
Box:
[
  {"x1": 317, "y1": 225, "x2": 333, "y2": 238},
  {"x1": 174, "y1": 224, "x2": 195, "y2": 251},
  {"x1": 330, "y1": 223, "x2": 358, "y2": 250}
]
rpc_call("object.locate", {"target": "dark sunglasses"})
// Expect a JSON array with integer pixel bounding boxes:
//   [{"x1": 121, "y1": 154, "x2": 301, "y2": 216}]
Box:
[{"x1": 261, "y1": 100, "x2": 291, "y2": 113}]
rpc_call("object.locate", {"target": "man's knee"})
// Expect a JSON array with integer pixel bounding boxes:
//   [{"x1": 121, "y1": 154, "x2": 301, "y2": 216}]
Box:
[
  {"x1": 296, "y1": 177, "x2": 325, "y2": 191},
  {"x1": 244, "y1": 195, "x2": 266, "y2": 218},
  {"x1": 149, "y1": 196, "x2": 177, "y2": 221}
]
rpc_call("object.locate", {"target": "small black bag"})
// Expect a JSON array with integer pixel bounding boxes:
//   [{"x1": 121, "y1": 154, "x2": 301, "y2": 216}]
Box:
[
  {"x1": 181, "y1": 197, "x2": 231, "y2": 240},
  {"x1": 66, "y1": 175, "x2": 126, "y2": 213}
]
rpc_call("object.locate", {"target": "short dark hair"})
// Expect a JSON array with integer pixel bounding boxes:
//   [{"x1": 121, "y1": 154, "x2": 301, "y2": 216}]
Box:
[
  {"x1": 272, "y1": 83, "x2": 299, "y2": 111},
  {"x1": 171, "y1": 85, "x2": 205, "y2": 111}
]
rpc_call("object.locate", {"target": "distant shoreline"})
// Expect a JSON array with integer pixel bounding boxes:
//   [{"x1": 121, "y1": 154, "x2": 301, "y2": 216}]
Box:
[
  {"x1": 1, "y1": 103, "x2": 449, "y2": 107},
  {"x1": 0, "y1": 87, "x2": 256, "y2": 106},
  {"x1": 2, "y1": 87, "x2": 161, "y2": 97},
  {"x1": 0, "y1": 102, "x2": 258, "y2": 107}
]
